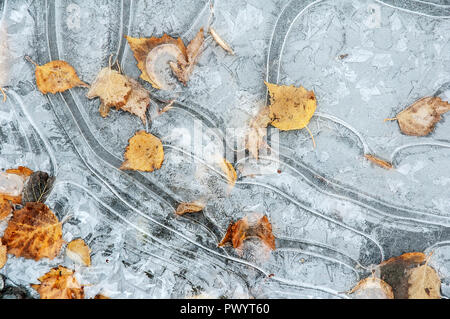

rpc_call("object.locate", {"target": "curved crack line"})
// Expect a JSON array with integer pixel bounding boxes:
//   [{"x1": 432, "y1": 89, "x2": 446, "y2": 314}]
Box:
[{"x1": 391, "y1": 141, "x2": 450, "y2": 163}]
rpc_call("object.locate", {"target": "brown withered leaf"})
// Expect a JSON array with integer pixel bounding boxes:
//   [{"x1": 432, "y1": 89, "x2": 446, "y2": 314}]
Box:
[
  {"x1": 252, "y1": 215, "x2": 276, "y2": 250},
  {"x1": 170, "y1": 28, "x2": 204, "y2": 85},
  {"x1": 32, "y1": 266, "x2": 84, "y2": 299},
  {"x1": 0, "y1": 242, "x2": 6, "y2": 270},
  {"x1": 389, "y1": 97, "x2": 450, "y2": 136},
  {"x1": 94, "y1": 294, "x2": 110, "y2": 299},
  {"x1": 219, "y1": 158, "x2": 237, "y2": 190},
  {"x1": 0, "y1": 167, "x2": 33, "y2": 204},
  {"x1": 26, "y1": 57, "x2": 88, "y2": 94},
  {"x1": 218, "y1": 218, "x2": 249, "y2": 249},
  {"x1": 2, "y1": 202, "x2": 64, "y2": 261},
  {"x1": 377, "y1": 252, "x2": 427, "y2": 299},
  {"x1": 175, "y1": 201, "x2": 205, "y2": 216},
  {"x1": 0, "y1": 197, "x2": 13, "y2": 221},
  {"x1": 265, "y1": 81, "x2": 317, "y2": 131},
  {"x1": 407, "y1": 264, "x2": 441, "y2": 299},
  {"x1": 66, "y1": 238, "x2": 91, "y2": 267},
  {"x1": 125, "y1": 33, "x2": 187, "y2": 89},
  {"x1": 120, "y1": 78, "x2": 150, "y2": 124},
  {"x1": 246, "y1": 107, "x2": 271, "y2": 159},
  {"x1": 86, "y1": 66, "x2": 132, "y2": 117},
  {"x1": 364, "y1": 154, "x2": 393, "y2": 170},
  {"x1": 22, "y1": 171, "x2": 55, "y2": 204},
  {"x1": 218, "y1": 215, "x2": 276, "y2": 250},
  {"x1": 120, "y1": 130, "x2": 164, "y2": 172},
  {"x1": 349, "y1": 277, "x2": 394, "y2": 299}
]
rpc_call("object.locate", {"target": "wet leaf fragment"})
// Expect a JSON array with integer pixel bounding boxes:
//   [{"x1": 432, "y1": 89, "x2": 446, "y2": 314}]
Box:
[
  {"x1": 2, "y1": 202, "x2": 63, "y2": 261},
  {"x1": 349, "y1": 277, "x2": 394, "y2": 299},
  {"x1": 388, "y1": 97, "x2": 450, "y2": 136},
  {"x1": 175, "y1": 201, "x2": 205, "y2": 215},
  {"x1": 265, "y1": 81, "x2": 317, "y2": 131},
  {"x1": 22, "y1": 171, "x2": 55, "y2": 204},
  {"x1": 66, "y1": 238, "x2": 91, "y2": 267},
  {"x1": 120, "y1": 130, "x2": 164, "y2": 172},
  {"x1": 32, "y1": 266, "x2": 84, "y2": 299},
  {"x1": 26, "y1": 57, "x2": 88, "y2": 94},
  {"x1": 121, "y1": 78, "x2": 150, "y2": 124},
  {"x1": 0, "y1": 166, "x2": 33, "y2": 204},
  {"x1": 219, "y1": 158, "x2": 237, "y2": 190},
  {"x1": 364, "y1": 154, "x2": 393, "y2": 170},
  {"x1": 0, "y1": 197, "x2": 13, "y2": 221},
  {"x1": 218, "y1": 218, "x2": 249, "y2": 249}
]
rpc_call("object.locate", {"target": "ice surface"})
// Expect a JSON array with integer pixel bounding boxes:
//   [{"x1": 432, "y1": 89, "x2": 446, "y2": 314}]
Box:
[{"x1": 0, "y1": 0, "x2": 450, "y2": 299}]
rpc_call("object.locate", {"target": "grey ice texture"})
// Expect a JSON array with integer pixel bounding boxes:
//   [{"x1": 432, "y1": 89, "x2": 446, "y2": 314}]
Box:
[{"x1": 0, "y1": 0, "x2": 450, "y2": 299}]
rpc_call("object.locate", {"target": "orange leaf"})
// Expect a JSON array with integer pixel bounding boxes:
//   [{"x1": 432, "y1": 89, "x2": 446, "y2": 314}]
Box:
[
  {"x1": 66, "y1": 238, "x2": 91, "y2": 267},
  {"x1": 27, "y1": 58, "x2": 88, "y2": 94},
  {"x1": 218, "y1": 218, "x2": 249, "y2": 249},
  {"x1": 6, "y1": 166, "x2": 33, "y2": 177},
  {"x1": 32, "y1": 266, "x2": 84, "y2": 299},
  {"x1": 349, "y1": 277, "x2": 394, "y2": 299},
  {"x1": 0, "y1": 242, "x2": 6, "y2": 270},
  {"x1": 120, "y1": 130, "x2": 164, "y2": 172},
  {"x1": 0, "y1": 197, "x2": 13, "y2": 221},
  {"x1": 219, "y1": 158, "x2": 237, "y2": 190},
  {"x1": 2, "y1": 202, "x2": 64, "y2": 261},
  {"x1": 125, "y1": 33, "x2": 187, "y2": 89},
  {"x1": 252, "y1": 215, "x2": 276, "y2": 250}
]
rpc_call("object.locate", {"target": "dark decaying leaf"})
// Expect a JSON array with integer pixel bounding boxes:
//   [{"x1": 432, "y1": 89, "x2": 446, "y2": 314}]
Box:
[{"x1": 22, "y1": 171, "x2": 55, "y2": 204}]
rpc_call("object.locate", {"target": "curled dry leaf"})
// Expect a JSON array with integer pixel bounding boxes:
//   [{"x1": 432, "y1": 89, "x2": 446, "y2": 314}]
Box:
[
  {"x1": 0, "y1": 242, "x2": 6, "y2": 270},
  {"x1": 265, "y1": 81, "x2": 317, "y2": 131},
  {"x1": 407, "y1": 264, "x2": 441, "y2": 299},
  {"x1": 175, "y1": 201, "x2": 205, "y2": 215},
  {"x1": 364, "y1": 154, "x2": 393, "y2": 170},
  {"x1": 26, "y1": 57, "x2": 88, "y2": 94},
  {"x1": 219, "y1": 158, "x2": 237, "y2": 190},
  {"x1": 94, "y1": 294, "x2": 110, "y2": 299},
  {"x1": 121, "y1": 78, "x2": 150, "y2": 124},
  {"x1": 2, "y1": 202, "x2": 64, "y2": 261},
  {"x1": 6, "y1": 166, "x2": 34, "y2": 177},
  {"x1": 209, "y1": 27, "x2": 234, "y2": 55},
  {"x1": 120, "y1": 130, "x2": 164, "y2": 172},
  {"x1": 66, "y1": 238, "x2": 91, "y2": 267},
  {"x1": 169, "y1": 28, "x2": 204, "y2": 85},
  {"x1": 218, "y1": 215, "x2": 275, "y2": 250},
  {"x1": 388, "y1": 97, "x2": 450, "y2": 136},
  {"x1": 125, "y1": 33, "x2": 187, "y2": 89},
  {"x1": 22, "y1": 171, "x2": 55, "y2": 204},
  {"x1": 246, "y1": 107, "x2": 271, "y2": 159},
  {"x1": 349, "y1": 277, "x2": 394, "y2": 299},
  {"x1": 32, "y1": 266, "x2": 84, "y2": 299},
  {"x1": 0, "y1": 197, "x2": 13, "y2": 221},
  {"x1": 0, "y1": 166, "x2": 33, "y2": 204}
]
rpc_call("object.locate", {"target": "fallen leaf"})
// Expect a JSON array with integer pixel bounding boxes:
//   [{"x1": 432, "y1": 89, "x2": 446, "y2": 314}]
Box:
[
  {"x1": 2, "y1": 202, "x2": 64, "y2": 261},
  {"x1": 209, "y1": 27, "x2": 234, "y2": 55},
  {"x1": 120, "y1": 78, "x2": 150, "y2": 124},
  {"x1": 120, "y1": 130, "x2": 164, "y2": 172},
  {"x1": 349, "y1": 277, "x2": 394, "y2": 299},
  {"x1": 252, "y1": 215, "x2": 276, "y2": 250},
  {"x1": 0, "y1": 19, "x2": 11, "y2": 102},
  {"x1": 245, "y1": 107, "x2": 271, "y2": 159},
  {"x1": 218, "y1": 158, "x2": 237, "y2": 190},
  {"x1": 66, "y1": 238, "x2": 91, "y2": 267},
  {"x1": 265, "y1": 81, "x2": 317, "y2": 131},
  {"x1": 175, "y1": 201, "x2": 205, "y2": 215},
  {"x1": 86, "y1": 66, "x2": 132, "y2": 117},
  {"x1": 0, "y1": 242, "x2": 6, "y2": 270},
  {"x1": 94, "y1": 294, "x2": 110, "y2": 299},
  {"x1": 218, "y1": 218, "x2": 249, "y2": 249},
  {"x1": 364, "y1": 154, "x2": 393, "y2": 170},
  {"x1": 125, "y1": 33, "x2": 187, "y2": 89},
  {"x1": 26, "y1": 57, "x2": 88, "y2": 94},
  {"x1": 32, "y1": 266, "x2": 84, "y2": 299},
  {"x1": 0, "y1": 197, "x2": 13, "y2": 221},
  {"x1": 388, "y1": 97, "x2": 450, "y2": 136},
  {"x1": 407, "y1": 264, "x2": 441, "y2": 299},
  {"x1": 6, "y1": 166, "x2": 34, "y2": 178},
  {"x1": 169, "y1": 28, "x2": 204, "y2": 85},
  {"x1": 22, "y1": 171, "x2": 55, "y2": 204},
  {"x1": 218, "y1": 215, "x2": 275, "y2": 250},
  {"x1": 377, "y1": 252, "x2": 427, "y2": 299},
  {"x1": 0, "y1": 171, "x2": 27, "y2": 204}
]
